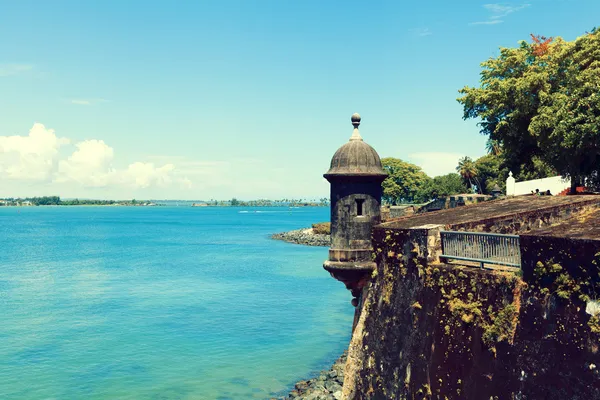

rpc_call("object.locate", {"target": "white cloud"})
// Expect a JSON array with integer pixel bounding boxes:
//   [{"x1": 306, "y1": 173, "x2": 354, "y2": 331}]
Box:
[
  {"x1": 56, "y1": 140, "x2": 116, "y2": 187},
  {"x1": 0, "y1": 64, "x2": 33, "y2": 77},
  {"x1": 0, "y1": 123, "x2": 190, "y2": 196},
  {"x1": 470, "y1": 3, "x2": 530, "y2": 26},
  {"x1": 0, "y1": 124, "x2": 328, "y2": 200},
  {"x1": 0, "y1": 123, "x2": 70, "y2": 181},
  {"x1": 411, "y1": 27, "x2": 433, "y2": 37},
  {"x1": 70, "y1": 98, "x2": 107, "y2": 106},
  {"x1": 71, "y1": 100, "x2": 92, "y2": 105},
  {"x1": 469, "y1": 19, "x2": 504, "y2": 26},
  {"x1": 57, "y1": 141, "x2": 191, "y2": 190},
  {"x1": 407, "y1": 152, "x2": 465, "y2": 177},
  {"x1": 123, "y1": 162, "x2": 176, "y2": 188},
  {"x1": 483, "y1": 3, "x2": 530, "y2": 17}
]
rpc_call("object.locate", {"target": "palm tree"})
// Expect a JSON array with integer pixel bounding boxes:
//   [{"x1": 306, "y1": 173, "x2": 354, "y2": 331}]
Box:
[
  {"x1": 456, "y1": 156, "x2": 481, "y2": 193},
  {"x1": 485, "y1": 138, "x2": 503, "y2": 156}
]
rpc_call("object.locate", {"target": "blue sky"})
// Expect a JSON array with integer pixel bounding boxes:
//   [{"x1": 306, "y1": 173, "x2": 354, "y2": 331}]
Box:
[{"x1": 0, "y1": 0, "x2": 598, "y2": 200}]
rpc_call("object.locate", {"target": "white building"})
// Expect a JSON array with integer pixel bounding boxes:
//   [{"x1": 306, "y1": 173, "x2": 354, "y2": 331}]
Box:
[{"x1": 506, "y1": 172, "x2": 571, "y2": 196}]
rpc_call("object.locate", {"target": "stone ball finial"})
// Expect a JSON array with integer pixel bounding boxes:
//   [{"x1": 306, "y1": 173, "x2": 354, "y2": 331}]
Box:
[{"x1": 351, "y1": 113, "x2": 361, "y2": 128}]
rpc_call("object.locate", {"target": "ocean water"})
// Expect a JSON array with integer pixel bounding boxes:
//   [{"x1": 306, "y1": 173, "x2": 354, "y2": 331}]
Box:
[{"x1": 0, "y1": 206, "x2": 353, "y2": 400}]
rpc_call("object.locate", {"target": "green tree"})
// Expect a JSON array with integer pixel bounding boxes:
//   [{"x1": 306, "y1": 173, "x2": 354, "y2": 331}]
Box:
[
  {"x1": 29, "y1": 196, "x2": 60, "y2": 206},
  {"x1": 456, "y1": 156, "x2": 481, "y2": 193},
  {"x1": 461, "y1": 153, "x2": 554, "y2": 195},
  {"x1": 517, "y1": 156, "x2": 557, "y2": 181},
  {"x1": 458, "y1": 29, "x2": 600, "y2": 193},
  {"x1": 381, "y1": 157, "x2": 431, "y2": 204},
  {"x1": 230, "y1": 198, "x2": 240, "y2": 206},
  {"x1": 417, "y1": 173, "x2": 468, "y2": 201},
  {"x1": 485, "y1": 138, "x2": 503, "y2": 156},
  {"x1": 473, "y1": 154, "x2": 505, "y2": 194}
]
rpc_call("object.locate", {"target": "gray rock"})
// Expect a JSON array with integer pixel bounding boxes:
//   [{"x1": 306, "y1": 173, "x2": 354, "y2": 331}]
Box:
[
  {"x1": 281, "y1": 352, "x2": 347, "y2": 399},
  {"x1": 325, "y1": 381, "x2": 342, "y2": 393},
  {"x1": 305, "y1": 392, "x2": 331, "y2": 400},
  {"x1": 271, "y1": 228, "x2": 331, "y2": 247},
  {"x1": 312, "y1": 383, "x2": 326, "y2": 392}
]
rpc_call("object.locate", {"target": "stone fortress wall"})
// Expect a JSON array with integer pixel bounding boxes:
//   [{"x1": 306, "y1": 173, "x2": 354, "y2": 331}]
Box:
[{"x1": 342, "y1": 196, "x2": 600, "y2": 399}]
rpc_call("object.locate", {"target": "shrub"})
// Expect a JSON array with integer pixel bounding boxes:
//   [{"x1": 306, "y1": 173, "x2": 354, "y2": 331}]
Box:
[{"x1": 312, "y1": 222, "x2": 331, "y2": 235}]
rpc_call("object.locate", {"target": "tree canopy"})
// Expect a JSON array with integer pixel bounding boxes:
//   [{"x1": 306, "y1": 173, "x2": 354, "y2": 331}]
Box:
[
  {"x1": 381, "y1": 158, "x2": 431, "y2": 204},
  {"x1": 456, "y1": 156, "x2": 480, "y2": 193},
  {"x1": 382, "y1": 158, "x2": 471, "y2": 204},
  {"x1": 417, "y1": 173, "x2": 468, "y2": 200},
  {"x1": 458, "y1": 29, "x2": 600, "y2": 191}
]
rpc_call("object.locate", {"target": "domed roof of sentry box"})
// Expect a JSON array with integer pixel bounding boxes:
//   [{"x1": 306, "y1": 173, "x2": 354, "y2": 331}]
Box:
[{"x1": 324, "y1": 113, "x2": 387, "y2": 178}]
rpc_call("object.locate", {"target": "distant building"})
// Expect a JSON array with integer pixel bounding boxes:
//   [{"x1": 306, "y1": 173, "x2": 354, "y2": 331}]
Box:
[{"x1": 506, "y1": 172, "x2": 571, "y2": 196}]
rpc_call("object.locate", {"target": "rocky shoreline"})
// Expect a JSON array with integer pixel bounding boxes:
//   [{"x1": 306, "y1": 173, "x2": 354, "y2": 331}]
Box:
[
  {"x1": 271, "y1": 352, "x2": 346, "y2": 400},
  {"x1": 271, "y1": 228, "x2": 330, "y2": 247}
]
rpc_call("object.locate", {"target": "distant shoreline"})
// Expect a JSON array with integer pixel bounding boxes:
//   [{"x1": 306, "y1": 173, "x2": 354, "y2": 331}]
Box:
[
  {"x1": 0, "y1": 204, "x2": 329, "y2": 208},
  {"x1": 1, "y1": 197, "x2": 329, "y2": 208},
  {"x1": 1, "y1": 205, "x2": 124, "y2": 207}
]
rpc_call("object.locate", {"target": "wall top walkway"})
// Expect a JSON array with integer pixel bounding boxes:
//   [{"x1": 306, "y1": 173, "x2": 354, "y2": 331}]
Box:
[
  {"x1": 527, "y1": 207, "x2": 600, "y2": 240},
  {"x1": 379, "y1": 195, "x2": 600, "y2": 234}
]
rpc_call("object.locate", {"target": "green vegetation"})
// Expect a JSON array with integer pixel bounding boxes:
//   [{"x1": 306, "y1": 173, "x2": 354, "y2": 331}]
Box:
[
  {"x1": 224, "y1": 198, "x2": 328, "y2": 207},
  {"x1": 381, "y1": 158, "x2": 430, "y2": 205},
  {"x1": 60, "y1": 199, "x2": 117, "y2": 206},
  {"x1": 30, "y1": 196, "x2": 61, "y2": 205},
  {"x1": 481, "y1": 304, "x2": 519, "y2": 346},
  {"x1": 311, "y1": 222, "x2": 331, "y2": 235},
  {"x1": 533, "y1": 258, "x2": 593, "y2": 301},
  {"x1": 458, "y1": 28, "x2": 600, "y2": 192},
  {"x1": 0, "y1": 196, "x2": 329, "y2": 207},
  {"x1": 456, "y1": 157, "x2": 481, "y2": 193},
  {"x1": 420, "y1": 173, "x2": 468, "y2": 200},
  {"x1": 381, "y1": 157, "x2": 468, "y2": 204},
  {"x1": 0, "y1": 196, "x2": 155, "y2": 206},
  {"x1": 433, "y1": 268, "x2": 522, "y2": 349}
]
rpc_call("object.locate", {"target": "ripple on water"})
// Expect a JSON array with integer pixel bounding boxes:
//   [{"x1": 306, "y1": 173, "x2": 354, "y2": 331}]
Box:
[{"x1": 0, "y1": 207, "x2": 352, "y2": 400}]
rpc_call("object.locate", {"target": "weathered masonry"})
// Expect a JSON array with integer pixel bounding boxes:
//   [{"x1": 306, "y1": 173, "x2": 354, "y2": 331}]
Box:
[
  {"x1": 344, "y1": 196, "x2": 600, "y2": 399},
  {"x1": 321, "y1": 116, "x2": 600, "y2": 399},
  {"x1": 323, "y1": 113, "x2": 387, "y2": 310}
]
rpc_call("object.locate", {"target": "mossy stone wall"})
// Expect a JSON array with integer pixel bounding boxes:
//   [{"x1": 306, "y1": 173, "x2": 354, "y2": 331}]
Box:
[{"x1": 343, "y1": 227, "x2": 600, "y2": 399}]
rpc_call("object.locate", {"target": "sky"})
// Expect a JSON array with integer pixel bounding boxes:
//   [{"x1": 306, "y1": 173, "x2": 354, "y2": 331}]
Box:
[{"x1": 0, "y1": 0, "x2": 598, "y2": 200}]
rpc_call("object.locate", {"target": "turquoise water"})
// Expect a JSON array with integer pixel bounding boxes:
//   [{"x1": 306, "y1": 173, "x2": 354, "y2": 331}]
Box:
[{"x1": 0, "y1": 207, "x2": 353, "y2": 400}]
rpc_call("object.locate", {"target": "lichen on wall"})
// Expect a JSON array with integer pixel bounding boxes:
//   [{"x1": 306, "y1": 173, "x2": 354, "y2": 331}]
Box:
[{"x1": 343, "y1": 226, "x2": 600, "y2": 399}]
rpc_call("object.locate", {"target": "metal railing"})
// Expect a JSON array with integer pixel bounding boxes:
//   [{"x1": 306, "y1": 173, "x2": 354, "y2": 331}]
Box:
[{"x1": 440, "y1": 231, "x2": 521, "y2": 268}]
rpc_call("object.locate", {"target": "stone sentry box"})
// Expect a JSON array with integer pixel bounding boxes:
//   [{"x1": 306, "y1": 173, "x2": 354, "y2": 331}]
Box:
[{"x1": 323, "y1": 113, "x2": 387, "y2": 303}]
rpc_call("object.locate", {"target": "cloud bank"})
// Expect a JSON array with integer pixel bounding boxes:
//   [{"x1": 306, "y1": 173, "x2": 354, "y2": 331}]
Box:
[
  {"x1": 0, "y1": 123, "x2": 191, "y2": 197},
  {"x1": 0, "y1": 123, "x2": 322, "y2": 200},
  {"x1": 407, "y1": 152, "x2": 465, "y2": 177}
]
